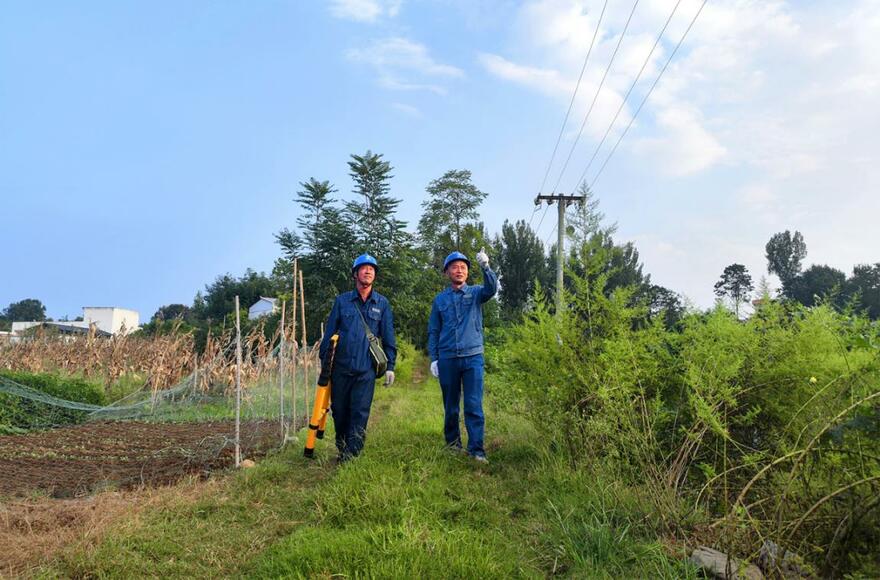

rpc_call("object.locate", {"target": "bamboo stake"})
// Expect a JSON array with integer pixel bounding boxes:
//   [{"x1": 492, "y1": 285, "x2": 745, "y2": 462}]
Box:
[
  {"x1": 299, "y1": 268, "x2": 309, "y2": 426},
  {"x1": 279, "y1": 299, "x2": 286, "y2": 443},
  {"x1": 290, "y1": 258, "x2": 298, "y2": 439},
  {"x1": 234, "y1": 295, "x2": 242, "y2": 467}
]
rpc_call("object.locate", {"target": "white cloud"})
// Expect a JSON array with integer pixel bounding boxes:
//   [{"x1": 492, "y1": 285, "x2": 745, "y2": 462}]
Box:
[
  {"x1": 391, "y1": 102, "x2": 423, "y2": 117},
  {"x1": 347, "y1": 37, "x2": 464, "y2": 94},
  {"x1": 631, "y1": 104, "x2": 726, "y2": 176},
  {"x1": 328, "y1": 0, "x2": 402, "y2": 23}
]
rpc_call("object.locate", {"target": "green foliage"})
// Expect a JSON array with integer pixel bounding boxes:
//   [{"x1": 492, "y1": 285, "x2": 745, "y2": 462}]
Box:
[
  {"x1": 150, "y1": 303, "x2": 191, "y2": 323},
  {"x1": 845, "y1": 262, "x2": 880, "y2": 319},
  {"x1": 418, "y1": 169, "x2": 488, "y2": 267},
  {"x1": 0, "y1": 370, "x2": 107, "y2": 430},
  {"x1": 194, "y1": 269, "x2": 279, "y2": 323},
  {"x1": 786, "y1": 263, "x2": 847, "y2": 307},
  {"x1": 766, "y1": 230, "x2": 807, "y2": 286},
  {"x1": 346, "y1": 150, "x2": 407, "y2": 251},
  {"x1": 493, "y1": 258, "x2": 880, "y2": 575},
  {"x1": 713, "y1": 263, "x2": 754, "y2": 317},
  {"x1": 1, "y1": 298, "x2": 47, "y2": 323},
  {"x1": 493, "y1": 218, "x2": 550, "y2": 318}
]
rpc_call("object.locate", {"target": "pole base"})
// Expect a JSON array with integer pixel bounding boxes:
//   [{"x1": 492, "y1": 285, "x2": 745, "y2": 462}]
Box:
[
  {"x1": 316, "y1": 429, "x2": 325, "y2": 439},
  {"x1": 304, "y1": 447, "x2": 314, "y2": 458}
]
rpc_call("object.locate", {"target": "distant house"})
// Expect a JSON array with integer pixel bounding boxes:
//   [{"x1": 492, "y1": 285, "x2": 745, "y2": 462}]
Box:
[
  {"x1": 9, "y1": 306, "x2": 139, "y2": 341},
  {"x1": 248, "y1": 297, "x2": 279, "y2": 320}
]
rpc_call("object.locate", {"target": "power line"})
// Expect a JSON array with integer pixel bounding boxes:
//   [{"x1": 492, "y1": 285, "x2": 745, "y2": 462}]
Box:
[
  {"x1": 536, "y1": 0, "x2": 609, "y2": 196},
  {"x1": 534, "y1": 203, "x2": 551, "y2": 235},
  {"x1": 550, "y1": 0, "x2": 640, "y2": 194},
  {"x1": 574, "y1": 0, "x2": 683, "y2": 190},
  {"x1": 545, "y1": 221, "x2": 559, "y2": 247},
  {"x1": 589, "y1": 0, "x2": 709, "y2": 188},
  {"x1": 526, "y1": 202, "x2": 541, "y2": 229}
]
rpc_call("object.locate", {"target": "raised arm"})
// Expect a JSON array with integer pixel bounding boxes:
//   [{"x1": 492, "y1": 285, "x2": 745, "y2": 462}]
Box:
[{"x1": 479, "y1": 266, "x2": 498, "y2": 303}]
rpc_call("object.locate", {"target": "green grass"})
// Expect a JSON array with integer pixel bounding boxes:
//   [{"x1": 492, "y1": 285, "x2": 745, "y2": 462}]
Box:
[{"x1": 43, "y1": 371, "x2": 696, "y2": 579}]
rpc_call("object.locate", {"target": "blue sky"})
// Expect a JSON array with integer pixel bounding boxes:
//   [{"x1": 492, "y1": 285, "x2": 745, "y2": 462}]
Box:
[{"x1": 2, "y1": 0, "x2": 878, "y2": 321}]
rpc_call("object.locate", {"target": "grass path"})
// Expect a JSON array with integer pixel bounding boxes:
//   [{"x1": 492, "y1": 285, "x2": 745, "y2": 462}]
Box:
[{"x1": 44, "y1": 373, "x2": 695, "y2": 578}]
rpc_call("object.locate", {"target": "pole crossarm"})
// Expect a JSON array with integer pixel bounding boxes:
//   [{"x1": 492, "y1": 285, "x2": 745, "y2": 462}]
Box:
[{"x1": 534, "y1": 193, "x2": 586, "y2": 207}]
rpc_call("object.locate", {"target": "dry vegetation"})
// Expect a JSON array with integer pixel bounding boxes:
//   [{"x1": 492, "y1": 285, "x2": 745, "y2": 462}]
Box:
[{"x1": 0, "y1": 323, "x2": 317, "y2": 393}]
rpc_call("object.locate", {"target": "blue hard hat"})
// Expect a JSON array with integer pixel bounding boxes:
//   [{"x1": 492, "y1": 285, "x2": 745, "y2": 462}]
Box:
[
  {"x1": 443, "y1": 251, "x2": 471, "y2": 271},
  {"x1": 352, "y1": 253, "x2": 379, "y2": 274}
]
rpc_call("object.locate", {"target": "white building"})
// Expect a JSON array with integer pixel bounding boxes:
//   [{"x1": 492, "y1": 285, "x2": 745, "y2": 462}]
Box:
[
  {"x1": 10, "y1": 306, "x2": 139, "y2": 339},
  {"x1": 81, "y1": 307, "x2": 139, "y2": 335},
  {"x1": 248, "y1": 297, "x2": 278, "y2": 320}
]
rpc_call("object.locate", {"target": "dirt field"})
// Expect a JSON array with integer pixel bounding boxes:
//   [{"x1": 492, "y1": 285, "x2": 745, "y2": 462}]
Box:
[{"x1": 0, "y1": 419, "x2": 289, "y2": 498}]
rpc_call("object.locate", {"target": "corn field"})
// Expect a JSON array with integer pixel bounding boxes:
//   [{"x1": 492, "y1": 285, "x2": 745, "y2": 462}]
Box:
[{"x1": 0, "y1": 323, "x2": 318, "y2": 392}]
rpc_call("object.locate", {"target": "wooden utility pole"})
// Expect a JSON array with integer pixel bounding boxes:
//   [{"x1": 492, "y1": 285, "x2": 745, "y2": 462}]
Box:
[
  {"x1": 290, "y1": 258, "x2": 298, "y2": 439},
  {"x1": 234, "y1": 295, "x2": 242, "y2": 467},
  {"x1": 534, "y1": 193, "x2": 585, "y2": 316},
  {"x1": 298, "y1": 268, "x2": 309, "y2": 426},
  {"x1": 279, "y1": 300, "x2": 286, "y2": 442}
]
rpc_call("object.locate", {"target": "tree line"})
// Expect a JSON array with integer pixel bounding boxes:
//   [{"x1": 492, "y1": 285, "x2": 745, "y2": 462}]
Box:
[
  {"x1": 7, "y1": 149, "x2": 877, "y2": 338},
  {"x1": 713, "y1": 230, "x2": 879, "y2": 319}
]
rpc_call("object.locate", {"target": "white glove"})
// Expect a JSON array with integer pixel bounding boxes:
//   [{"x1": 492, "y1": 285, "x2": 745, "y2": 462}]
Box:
[
  {"x1": 430, "y1": 360, "x2": 439, "y2": 378},
  {"x1": 384, "y1": 370, "x2": 395, "y2": 386},
  {"x1": 476, "y1": 247, "x2": 489, "y2": 268}
]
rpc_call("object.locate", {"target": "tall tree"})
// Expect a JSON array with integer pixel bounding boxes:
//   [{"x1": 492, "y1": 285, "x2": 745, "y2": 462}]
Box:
[
  {"x1": 494, "y1": 219, "x2": 548, "y2": 317},
  {"x1": 565, "y1": 182, "x2": 616, "y2": 248},
  {"x1": 787, "y1": 264, "x2": 846, "y2": 308},
  {"x1": 198, "y1": 270, "x2": 278, "y2": 322},
  {"x1": 646, "y1": 285, "x2": 685, "y2": 329},
  {"x1": 295, "y1": 178, "x2": 337, "y2": 253},
  {"x1": 714, "y1": 263, "x2": 754, "y2": 317},
  {"x1": 765, "y1": 230, "x2": 807, "y2": 290},
  {"x1": 418, "y1": 169, "x2": 488, "y2": 256},
  {"x1": 152, "y1": 304, "x2": 191, "y2": 322},
  {"x1": 845, "y1": 263, "x2": 880, "y2": 319},
  {"x1": 2, "y1": 299, "x2": 47, "y2": 322},
  {"x1": 346, "y1": 150, "x2": 406, "y2": 252}
]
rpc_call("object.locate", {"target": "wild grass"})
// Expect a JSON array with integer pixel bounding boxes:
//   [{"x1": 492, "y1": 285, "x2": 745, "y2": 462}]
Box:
[{"x1": 40, "y1": 356, "x2": 693, "y2": 578}]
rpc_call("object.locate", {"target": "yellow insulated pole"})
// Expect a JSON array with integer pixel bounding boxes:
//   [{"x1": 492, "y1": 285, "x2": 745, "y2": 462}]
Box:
[{"x1": 304, "y1": 334, "x2": 337, "y2": 458}]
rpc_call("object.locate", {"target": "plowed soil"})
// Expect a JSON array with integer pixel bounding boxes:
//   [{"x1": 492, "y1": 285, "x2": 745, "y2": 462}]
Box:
[{"x1": 0, "y1": 420, "x2": 287, "y2": 498}]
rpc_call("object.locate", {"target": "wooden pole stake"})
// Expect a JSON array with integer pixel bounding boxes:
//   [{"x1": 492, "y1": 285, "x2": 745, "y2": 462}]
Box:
[{"x1": 234, "y1": 295, "x2": 242, "y2": 467}]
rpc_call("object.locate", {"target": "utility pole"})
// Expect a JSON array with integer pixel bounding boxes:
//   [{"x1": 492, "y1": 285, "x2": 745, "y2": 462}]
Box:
[{"x1": 534, "y1": 193, "x2": 585, "y2": 316}]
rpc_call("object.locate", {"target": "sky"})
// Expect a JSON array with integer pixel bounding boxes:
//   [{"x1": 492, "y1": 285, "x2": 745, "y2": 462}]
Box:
[{"x1": 2, "y1": 0, "x2": 878, "y2": 321}]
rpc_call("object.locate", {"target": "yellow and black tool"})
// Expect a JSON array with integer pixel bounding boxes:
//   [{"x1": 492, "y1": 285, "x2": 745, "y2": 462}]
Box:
[{"x1": 304, "y1": 334, "x2": 338, "y2": 458}]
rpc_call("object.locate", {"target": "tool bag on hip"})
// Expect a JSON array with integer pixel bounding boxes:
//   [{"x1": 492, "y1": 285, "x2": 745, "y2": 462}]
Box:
[{"x1": 356, "y1": 308, "x2": 388, "y2": 378}]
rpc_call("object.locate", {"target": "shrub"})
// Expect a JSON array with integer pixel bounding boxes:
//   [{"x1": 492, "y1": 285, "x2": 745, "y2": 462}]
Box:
[
  {"x1": 0, "y1": 370, "x2": 107, "y2": 431},
  {"x1": 492, "y1": 258, "x2": 880, "y2": 576}
]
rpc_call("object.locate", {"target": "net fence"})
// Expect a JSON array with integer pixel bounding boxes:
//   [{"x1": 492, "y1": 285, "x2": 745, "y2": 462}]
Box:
[{"x1": 0, "y1": 337, "x2": 320, "y2": 498}]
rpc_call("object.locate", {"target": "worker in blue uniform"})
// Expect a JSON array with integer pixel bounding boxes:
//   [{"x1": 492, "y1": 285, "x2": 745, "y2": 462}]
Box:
[
  {"x1": 319, "y1": 254, "x2": 396, "y2": 462},
  {"x1": 428, "y1": 248, "x2": 497, "y2": 463}
]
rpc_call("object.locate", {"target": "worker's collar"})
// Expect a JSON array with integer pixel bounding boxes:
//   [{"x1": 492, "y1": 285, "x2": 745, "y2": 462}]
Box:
[
  {"x1": 351, "y1": 289, "x2": 375, "y2": 303},
  {"x1": 447, "y1": 283, "x2": 469, "y2": 294}
]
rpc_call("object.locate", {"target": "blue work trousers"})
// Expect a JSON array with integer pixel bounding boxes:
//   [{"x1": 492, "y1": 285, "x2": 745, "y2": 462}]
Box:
[
  {"x1": 330, "y1": 370, "x2": 376, "y2": 460},
  {"x1": 438, "y1": 354, "x2": 485, "y2": 456}
]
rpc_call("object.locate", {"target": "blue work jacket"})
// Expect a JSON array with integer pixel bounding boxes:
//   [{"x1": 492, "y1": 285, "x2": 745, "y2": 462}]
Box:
[
  {"x1": 428, "y1": 266, "x2": 498, "y2": 361},
  {"x1": 319, "y1": 290, "x2": 397, "y2": 375}
]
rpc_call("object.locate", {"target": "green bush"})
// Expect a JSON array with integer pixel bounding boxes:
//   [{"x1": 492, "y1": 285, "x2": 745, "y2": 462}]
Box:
[
  {"x1": 0, "y1": 370, "x2": 107, "y2": 431},
  {"x1": 492, "y1": 252, "x2": 880, "y2": 576}
]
